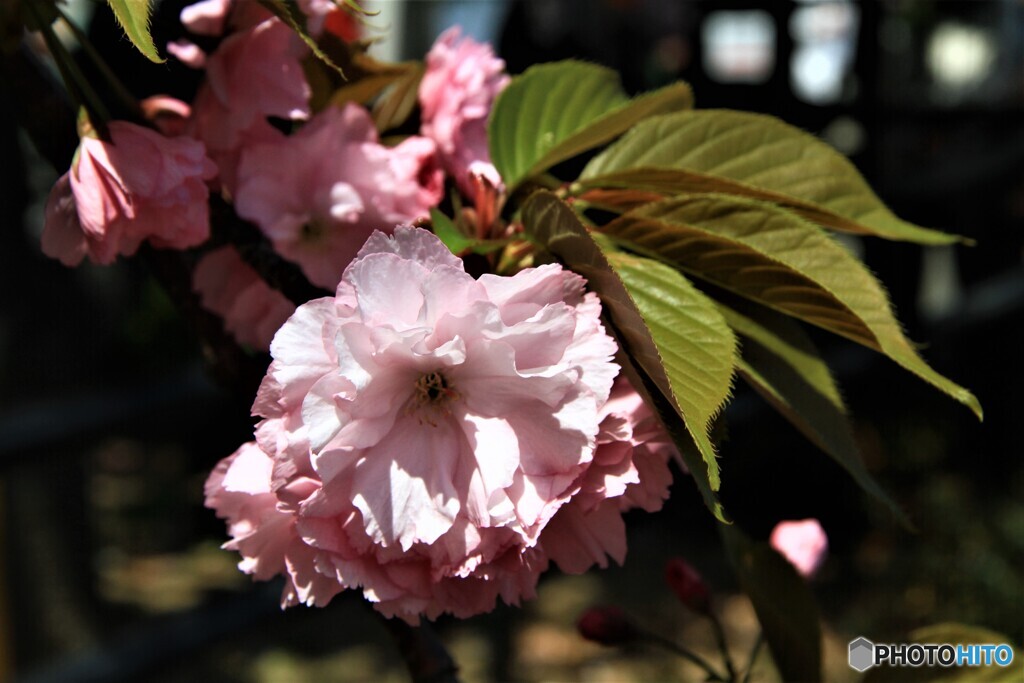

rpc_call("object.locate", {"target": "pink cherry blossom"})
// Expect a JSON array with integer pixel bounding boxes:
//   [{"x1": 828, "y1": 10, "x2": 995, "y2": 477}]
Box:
[
  {"x1": 770, "y1": 518, "x2": 829, "y2": 578},
  {"x1": 539, "y1": 378, "x2": 676, "y2": 574},
  {"x1": 234, "y1": 104, "x2": 443, "y2": 289},
  {"x1": 41, "y1": 121, "x2": 216, "y2": 266},
  {"x1": 170, "y1": 0, "x2": 269, "y2": 68},
  {"x1": 187, "y1": 17, "x2": 310, "y2": 193},
  {"x1": 193, "y1": 246, "x2": 296, "y2": 350},
  {"x1": 419, "y1": 27, "x2": 509, "y2": 194},
  {"x1": 180, "y1": 0, "x2": 233, "y2": 36},
  {"x1": 207, "y1": 226, "x2": 635, "y2": 621}
]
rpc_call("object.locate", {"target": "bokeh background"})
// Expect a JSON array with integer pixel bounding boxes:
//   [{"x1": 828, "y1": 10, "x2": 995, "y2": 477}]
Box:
[{"x1": 1, "y1": 0, "x2": 1022, "y2": 681}]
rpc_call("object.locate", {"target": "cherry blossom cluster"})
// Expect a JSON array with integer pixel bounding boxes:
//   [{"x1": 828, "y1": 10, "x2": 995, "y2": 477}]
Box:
[
  {"x1": 38, "y1": 1, "x2": 680, "y2": 622},
  {"x1": 41, "y1": 2, "x2": 505, "y2": 350}
]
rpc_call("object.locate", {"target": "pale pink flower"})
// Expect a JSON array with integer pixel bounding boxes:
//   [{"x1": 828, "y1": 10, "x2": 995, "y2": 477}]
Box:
[
  {"x1": 204, "y1": 17, "x2": 310, "y2": 125},
  {"x1": 205, "y1": 442, "x2": 346, "y2": 605},
  {"x1": 770, "y1": 519, "x2": 829, "y2": 578},
  {"x1": 419, "y1": 27, "x2": 509, "y2": 194},
  {"x1": 234, "y1": 104, "x2": 443, "y2": 289},
  {"x1": 171, "y1": 0, "x2": 269, "y2": 68},
  {"x1": 187, "y1": 17, "x2": 310, "y2": 193},
  {"x1": 207, "y1": 226, "x2": 624, "y2": 621},
  {"x1": 41, "y1": 122, "x2": 216, "y2": 266},
  {"x1": 193, "y1": 246, "x2": 296, "y2": 350},
  {"x1": 539, "y1": 378, "x2": 676, "y2": 574}
]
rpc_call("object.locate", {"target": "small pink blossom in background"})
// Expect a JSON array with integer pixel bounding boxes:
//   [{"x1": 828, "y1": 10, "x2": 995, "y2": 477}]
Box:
[
  {"x1": 193, "y1": 246, "x2": 295, "y2": 350},
  {"x1": 187, "y1": 17, "x2": 310, "y2": 193},
  {"x1": 170, "y1": 0, "x2": 274, "y2": 69},
  {"x1": 576, "y1": 606, "x2": 637, "y2": 645},
  {"x1": 419, "y1": 27, "x2": 509, "y2": 195},
  {"x1": 664, "y1": 558, "x2": 711, "y2": 613},
  {"x1": 204, "y1": 226, "x2": 680, "y2": 622},
  {"x1": 41, "y1": 121, "x2": 216, "y2": 266},
  {"x1": 202, "y1": 16, "x2": 310, "y2": 123},
  {"x1": 167, "y1": 40, "x2": 208, "y2": 69},
  {"x1": 770, "y1": 518, "x2": 828, "y2": 578},
  {"x1": 179, "y1": 0, "x2": 233, "y2": 36},
  {"x1": 234, "y1": 104, "x2": 443, "y2": 289}
]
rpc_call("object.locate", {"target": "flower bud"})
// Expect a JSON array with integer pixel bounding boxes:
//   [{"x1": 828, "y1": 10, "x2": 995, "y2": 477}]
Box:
[
  {"x1": 576, "y1": 606, "x2": 636, "y2": 646},
  {"x1": 665, "y1": 558, "x2": 711, "y2": 613}
]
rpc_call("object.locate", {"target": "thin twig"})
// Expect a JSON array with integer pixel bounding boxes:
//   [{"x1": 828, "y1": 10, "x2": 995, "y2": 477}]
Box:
[
  {"x1": 740, "y1": 632, "x2": 765, "y2": 683},
  {"x1": 709, "y1": 609, "x2": 738, "y2": 681},
  {"x1": 644, "y1": 631, "x2": 729, "y2": 682},
  {"x1": 24, "y1": 0, "x2": 111, "y2": 132},
  {"x1": 381, "y1": 617, "x2": 460, "y2": 683},
  {"x1": 55, "y1": 5, "x2": 145, "y2": 123}
]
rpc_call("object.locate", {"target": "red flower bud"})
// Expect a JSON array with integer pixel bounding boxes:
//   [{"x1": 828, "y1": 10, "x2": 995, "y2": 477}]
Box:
[
  {"x1": 665, "y1": 558, "x2": 711, "y2": 613},
  {"x1": 576, "y1": 606, "x2": 636, "y2": 646}
]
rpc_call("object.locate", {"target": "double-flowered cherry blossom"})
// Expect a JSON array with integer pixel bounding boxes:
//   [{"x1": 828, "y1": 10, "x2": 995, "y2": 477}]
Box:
[
  {"x1": 41, "y1": 121, "x2": 216, "y2": 266},
  {"x1": 206, "y1": 227, "x2": 676, "y2": 621},
  {"x1": 187, "y1": 16, "x2": 311, "y2": 193},
  {"x1": 234, "y1": 104, "x2": 443, "y2": 290},
  {"x1": 419, "y1": 27, "x2": 510, "y2": 195}
]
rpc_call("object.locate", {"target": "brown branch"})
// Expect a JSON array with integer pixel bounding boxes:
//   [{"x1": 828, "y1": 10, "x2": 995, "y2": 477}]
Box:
[
  {"x1": 382, "y1": 617, "x2": 461, "y2": 683},
  {"x1": 210, "y1": 196, "x2": 332, "y2": 306}
]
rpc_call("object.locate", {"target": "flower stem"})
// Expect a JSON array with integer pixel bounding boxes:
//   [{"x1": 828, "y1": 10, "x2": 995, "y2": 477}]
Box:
[
  {"x1": 709, "y1": 609, "x2": 738, "y2": 681},
  {"x1": 741, "y1": 632, "x2": 765, "y2": 683},
  {"x1": 23, "y1": 0, "x2": 111, "y2": 135},
  {"x1": 55, "y1": 5, "x2": 144, "y2": 123},
  {"x1": 381, "y1": 617, "x2": 460, "y2": 683},
  {"x1": 644, "y1": 630, "x2": 729, "y2": 682}
]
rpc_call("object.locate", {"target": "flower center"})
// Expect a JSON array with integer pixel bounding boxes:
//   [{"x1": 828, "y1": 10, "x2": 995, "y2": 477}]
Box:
[
  {"x1": 414, "y1": 370, "x2": 459, "y2": 408},
  {"x1": 409, "y1": 371, "x2": 461, "y2": 425}
]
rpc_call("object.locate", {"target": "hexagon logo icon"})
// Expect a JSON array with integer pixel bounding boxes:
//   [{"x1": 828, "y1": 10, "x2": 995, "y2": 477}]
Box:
[{"x1": 849, "y1": 637, "x2": 875, "y2": 672}]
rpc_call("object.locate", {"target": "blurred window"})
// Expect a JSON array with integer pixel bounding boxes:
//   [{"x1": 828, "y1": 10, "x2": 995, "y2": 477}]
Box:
[
  {"x1": 702, "y1": 10, "x2": 776, "y2": 84},
  {"x1": 789, "y1": 0, "x2": 860, "y2": 105}
]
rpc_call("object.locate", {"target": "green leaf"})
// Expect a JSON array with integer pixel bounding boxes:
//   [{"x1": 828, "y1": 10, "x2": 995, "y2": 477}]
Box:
[
  {"x1": 107, "y1": 0, "x2": 163, "y2": 63},
  {"x1": 340, "y1": 0, "x2": 379, "y2": 16},
  {"x1": 863, "y1": 624, "x2": 1022, "y2": 682},
  {"x1": 372, "y1": 62, "x2": 424, "y2": 132},
  {"x1": 430, "y1": 208, "x2": 473, "y2": 254},
  {"x1": 521, "y1": 191, "x2": 729, "y2": 522},
  {"x1": 603, "y1": 194, "x2": 983, "y2": 419},
  {"x1": 488, "y1": 61, "x2": 692, "y2": 191},
  {"x1": 580, "y1": 110, "x2": 967, "y2": 245},
  {"x1": 608, "y1": 252, "x2": 737, "y2": 489},
  {"x1": 721, "y1": 525, "x2": 822, "y2": 683},
  {"x1": 717, "y1": 299, "x2": 908, "y2": 524},
  {"x1": 259, "y1": 0, "x2": 345, "y2": 78}
]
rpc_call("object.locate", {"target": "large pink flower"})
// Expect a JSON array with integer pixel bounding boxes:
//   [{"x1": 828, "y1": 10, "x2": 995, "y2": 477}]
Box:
[
  {"x1": 193, "y1": 246, "x2": 296, "y2": 350},
  {"x1": 41, "y1": 122, "x2": 216, "y2": 266},
  {"x1": 206, "y1": 226, "x2": 667, "y2": 621},
  {"x1": 234, "y1": 104, "x2": 443, "y2": 289},
  {"x1": 419, "y1": 27, "x2": 509, "y2": 195}
]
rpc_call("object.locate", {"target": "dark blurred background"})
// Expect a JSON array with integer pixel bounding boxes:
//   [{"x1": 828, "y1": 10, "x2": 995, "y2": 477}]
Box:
[{"x1": 1, "y1": 1, "x2": 1022, "y2": 681}]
